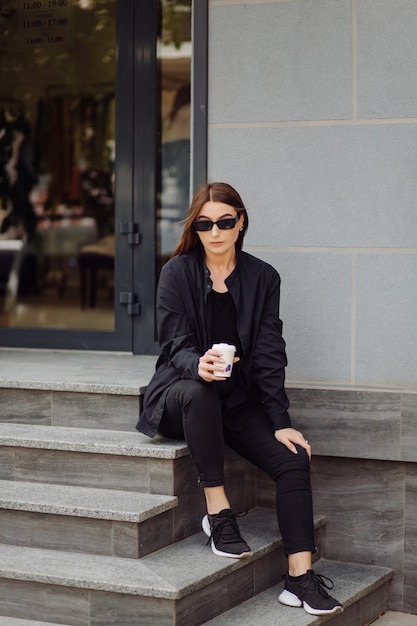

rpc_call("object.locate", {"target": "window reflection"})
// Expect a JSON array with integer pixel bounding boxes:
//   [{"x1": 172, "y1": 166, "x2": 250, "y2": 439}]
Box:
[
  {"x1": 0, "y1": 1, "x2": 115, "y2": 330},
  {"x1": 157, "y1": 1, "x2": 191, "y2": 270}
]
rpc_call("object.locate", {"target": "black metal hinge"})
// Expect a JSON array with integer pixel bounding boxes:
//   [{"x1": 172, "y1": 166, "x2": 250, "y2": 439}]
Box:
[
  {"x1": 119, "y1": 292, "x2": 141, "y2": 316},
  {"x1": 120, "y1": 222, "x2": 141, "y2": 245}
]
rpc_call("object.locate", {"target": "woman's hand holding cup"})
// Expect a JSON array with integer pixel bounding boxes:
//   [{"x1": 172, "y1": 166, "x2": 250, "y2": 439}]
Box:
[{"x1": 198, "y1": 344, "x2": 238, "y2": 382}]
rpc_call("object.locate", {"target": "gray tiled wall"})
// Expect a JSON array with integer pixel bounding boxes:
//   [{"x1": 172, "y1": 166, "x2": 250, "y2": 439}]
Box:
[
  {"x1": 209, "y1": 0, "x2": 352, "y2": 123},
  {"x1": 357, "y1": 0, "x2": 417, "y2": 118},
  {"x1": 288, "y1": 388, "x2": 403, "y2": 461},
  {"x1": 256, "y1": 386, "x2": 417, "y2": 613},
  {"x1": 208, "y1": 0, "x2": 417, "y2": 389},
  {"x1": 404, "y1": 465, "x2": 417, "y2": 613}
]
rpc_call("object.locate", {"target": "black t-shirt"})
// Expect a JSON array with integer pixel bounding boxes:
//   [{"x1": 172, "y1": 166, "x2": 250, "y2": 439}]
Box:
[{"x1": 208, "y1": 289, "x2": 241, "y2": 398}]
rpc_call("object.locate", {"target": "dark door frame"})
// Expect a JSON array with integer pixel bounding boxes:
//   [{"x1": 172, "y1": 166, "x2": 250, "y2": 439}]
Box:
[{"x1": 132, "y1": 0, "x2": 208, "y2": 355}]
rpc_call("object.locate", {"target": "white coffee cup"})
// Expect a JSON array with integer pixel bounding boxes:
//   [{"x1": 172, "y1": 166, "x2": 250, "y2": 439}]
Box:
[{"x1": 212, "y1": 343, "x2": 236, "y2": 378}]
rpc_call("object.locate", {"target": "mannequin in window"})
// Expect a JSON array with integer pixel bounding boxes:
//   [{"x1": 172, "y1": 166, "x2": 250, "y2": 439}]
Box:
[{"x1": 0, "y1": 109, "x2": 38, "y2": 240}]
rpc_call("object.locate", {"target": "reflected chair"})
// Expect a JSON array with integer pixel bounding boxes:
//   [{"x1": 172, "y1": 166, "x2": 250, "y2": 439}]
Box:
[{"x1": 77, "y1": 235, "x2": 114, "y2": 308}]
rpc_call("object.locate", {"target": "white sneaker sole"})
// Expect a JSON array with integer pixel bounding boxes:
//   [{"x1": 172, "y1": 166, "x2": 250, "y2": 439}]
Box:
[
  {"x1": 201, "y1": 514, "x2": 252, "y2": 559},
  {"x1": 278, "y1": 589, "x2": 302, "y2": 608},
  {"x1": 278, "y1": 589, "x2": 343, "y2": 615}
]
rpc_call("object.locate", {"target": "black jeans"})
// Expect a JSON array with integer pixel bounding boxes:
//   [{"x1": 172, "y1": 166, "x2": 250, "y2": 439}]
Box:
[{"x1": 159, "y1": 379, "x2": 315, "y2": 555}]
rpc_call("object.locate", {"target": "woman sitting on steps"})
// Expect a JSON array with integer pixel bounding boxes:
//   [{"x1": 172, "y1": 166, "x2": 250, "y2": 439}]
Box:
[{"x1": 136, "y1": 182, "x2": 343, "y2": 617}]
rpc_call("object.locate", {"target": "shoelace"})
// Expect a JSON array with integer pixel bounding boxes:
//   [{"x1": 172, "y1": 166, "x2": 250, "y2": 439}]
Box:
[
  {"x1": 206, "y1": 512, "x2": 247, "y2": 547},
  {"x1": 307, "y1": 573, "x2": 335, "y2": 598}
]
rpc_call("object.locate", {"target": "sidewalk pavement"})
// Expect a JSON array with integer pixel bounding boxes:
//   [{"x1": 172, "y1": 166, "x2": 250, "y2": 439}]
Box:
[{"x1": 372, "y1": 612, "x2": 417, "y2": 625}]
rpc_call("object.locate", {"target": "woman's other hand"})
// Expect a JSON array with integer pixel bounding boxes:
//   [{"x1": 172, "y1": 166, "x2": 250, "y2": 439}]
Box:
[
  {"x1": 274, "y1": 428, "x2": 312, "y2": 460},
  {"x1": 198, "y1": 348, "x2": 240, "y2": 382}
]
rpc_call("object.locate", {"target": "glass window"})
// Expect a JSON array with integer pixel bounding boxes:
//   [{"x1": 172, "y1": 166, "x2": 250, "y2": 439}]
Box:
[
  {"x1": 0, "y1": 0, "x2": 115, "y2": 330},
  {"x1": 156, "y1": 0, "x2": 191, "y2": 273}
]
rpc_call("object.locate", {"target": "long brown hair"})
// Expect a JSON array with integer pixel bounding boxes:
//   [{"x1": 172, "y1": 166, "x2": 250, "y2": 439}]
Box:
[{"x1": 173, "y1": 182, "x2": 249, "y2": 256}]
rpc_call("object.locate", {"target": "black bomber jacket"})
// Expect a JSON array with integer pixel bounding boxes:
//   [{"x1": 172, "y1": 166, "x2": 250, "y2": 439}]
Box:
[{"x1": 136, "y1": 246, "x2": 291, "y2": 438}]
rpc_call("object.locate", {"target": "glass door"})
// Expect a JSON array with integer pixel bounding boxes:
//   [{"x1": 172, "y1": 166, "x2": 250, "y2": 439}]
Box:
[
  {"x1": 131, "y1": 0, "x2": 194, "y2": 354},
  {"x1": 0, "y1": 0, "x2": 117, "y2": 333},
  {"x1": 0, "y1": 0, "x2": 137, "y2": 350},
  {"x1": 157, "y1": 1, "x2": 191, "y2": 271},
  {"x1": 0, "y1": 0, "x2": 204, "y2": 353}
]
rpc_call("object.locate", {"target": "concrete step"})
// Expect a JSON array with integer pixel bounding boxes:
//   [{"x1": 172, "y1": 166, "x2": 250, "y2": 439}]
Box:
[
  {"x1": 371, "y1": 612, "x2": 417, "y2": 626},
  {"x1": 0, "y1": 422, "x2": 259, "y2": 542},
  {"x1": 0, "y1": 422, "x2": 188, "y2": 459},
  {"x1": 0, "y1": 349, "x2": 157, "y2": 395},
  {"x1": 203, "y1": 559, "x2": 393, "y2": 626},
  {"x1": 0, "y1": 480, "x2": 177, "y2": 558},
  {"x1": 0, "y1": 422, "x2": 188, "y2": 494},
  {"x1": 0, "y1": 509, "x2": 326, "y2": 626},
  {"x1": 0, "y1": 422, "x2": 208, "y2": 542},
  {"x1": 0, "y1": 349, "x2": 157, "y2": 431},
  {"x1": 0, "y1": 615, "x2": 70, "y2": 626}
]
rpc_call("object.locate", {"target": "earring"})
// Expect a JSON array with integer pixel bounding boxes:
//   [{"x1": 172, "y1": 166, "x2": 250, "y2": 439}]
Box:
[{"x1": 239, "y1": 226, "x2": 244, "y2": 232}]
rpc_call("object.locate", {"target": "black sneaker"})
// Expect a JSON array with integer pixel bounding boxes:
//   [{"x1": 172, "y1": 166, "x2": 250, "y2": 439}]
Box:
[
  {"x1": 202, "y1": 508, "x2": 252, "y2": 559},
  {"x1": 278, "y1": 569, "x2": 343, "y2": 615}
]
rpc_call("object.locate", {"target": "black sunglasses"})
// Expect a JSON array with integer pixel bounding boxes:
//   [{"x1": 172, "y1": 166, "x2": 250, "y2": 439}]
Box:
[{"x1": 193, "y1": 214, "x2": 240, "y2": 232}]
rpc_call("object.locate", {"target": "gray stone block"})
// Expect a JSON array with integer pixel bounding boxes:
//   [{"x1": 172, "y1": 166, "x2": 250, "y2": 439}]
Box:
[
  {"x1": 0, "y1": 389, "x2": 51, "y2": 425},
  {"x1": 0, "y1": 579, "x2": 90, "y2": 626},
  {"x1": 355, "y1": 254, "x2": 417, "y2": 387},
  {"x1": 0, "y1": 447, "x2": 15, "y2": 480},
  {"x1": 404, "y1": 465, "x2": 417, "y2": 613},
  {"x1": 209, "y1": 1, "x2": 352, "y2": 123},
  {"x1": 208, "y1": 125, "x2": 417, "y2": 250},
  {"x1": 255, "y1": 251, "x2": 352, "y2": 385},
  {"x1": 89, "y1": 591, "x2": 174, "y2": 626},
  {"x1": 311, "y1": 456, "x2": 405, "y2": 610},
  {"x1": 0, "y1": 480, "x2": 177, "y2": 558},
  {"x1": 358, "y1": 0, "x2": 417, "y2": 118},
  {"x1": 11, "y1": 447, "x2": 160, "y2": 494},
  {"x1": 287, "y1": 388, "x2": 402, "y2": 461},
  {"x1": 401, "y1": 393, "x2": 417, "y2": 462},
  {"x1": 51, "y1": 391, "x2": 139, "y2": 431}
]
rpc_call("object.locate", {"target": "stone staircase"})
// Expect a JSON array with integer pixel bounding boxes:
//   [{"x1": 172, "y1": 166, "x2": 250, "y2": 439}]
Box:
[{"x1": 0, "y1": 349, "x2": 393, "y2": 625}]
